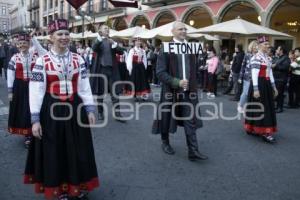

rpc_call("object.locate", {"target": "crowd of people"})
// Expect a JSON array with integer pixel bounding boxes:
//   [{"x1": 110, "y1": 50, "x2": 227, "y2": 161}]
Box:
[
  {"x1": 0, "y1": 18, "x2": 300, "y2": 200},
  {"x1": 219, "y1": 41, "x2": 300, "y2": 114}
]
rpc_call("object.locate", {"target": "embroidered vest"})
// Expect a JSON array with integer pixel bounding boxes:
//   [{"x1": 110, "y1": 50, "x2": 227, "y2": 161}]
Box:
[
  {"x1": 15, "y1": 53, "x2": 38, "y2": 81},
  {"x1": 43, "y1": 53, "x2": 80, "y2": 101},
  {"x1": 132, "y1": 49, "x2": 143, "y2": 64},
  {"x1": 257, "y1": 54, "x2": 271, "y2": 80},
  {"x1": 116, "y1": 54, "x2": 125, "y2": 63}
]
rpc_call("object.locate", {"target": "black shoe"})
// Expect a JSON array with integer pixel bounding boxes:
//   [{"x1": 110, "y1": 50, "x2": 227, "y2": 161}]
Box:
[
  {"x1": 24, "y1": 136, "x2": 32, "y2": 149},
  {"x1": 76, "y1": 192, "x2": 89, "y2": 200},
  {"x1": 114, "y1": 112, "x2": 126, "y2": 123},
  {"x1": 262, "y1": 135, "x2": 276, "y2": 143},
  {"x1": 161, "y1": 142, "x2": 175, "y2": 155},
  {"x1": 188, "y1": 151, "x2": 208, "y2": 161},
  {"x1": 275, "y1": 108, "x2": 283, "y2": 113},
  {"x1": 98, "y1": 113, "x2": 104, "y2": 121}
]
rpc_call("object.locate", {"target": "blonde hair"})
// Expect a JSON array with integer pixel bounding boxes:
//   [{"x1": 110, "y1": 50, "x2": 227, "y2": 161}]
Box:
[{"x1": 248, "y1": 40, "x2": 258, "y2": 52}]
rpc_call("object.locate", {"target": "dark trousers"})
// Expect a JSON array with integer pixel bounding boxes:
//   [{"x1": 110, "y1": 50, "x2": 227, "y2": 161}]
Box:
[
  {"x1": 152, "y1": 64, "x2": 159, "y2": 85},
  {"x1": 199, "y1": 69, "x2": 208, "y2": 90},
  {"x1": 275, "y1": 80, "x2": 287, "y2": 109},
  {"x1": 232, "y1": 72, "x2": 242, "y2": 100},
  {"x1": 161, "y1": 92, "x2": 199, "y2": 153},
  {"x1": 288, "y1": 74, "x2": 300, "y2": 107},
  {"x1": 146, "y1": 64, "x2": 153, "y2": 84},
  {"x1": 97, "y1": 66, "x2": 120, "y2": 113},
  {"x1": 0, "y1": 58, "x2": 3, "y2": 76},
  {"x1": 223, "y1": 75, "x2": 233, "y2": 94},
  {"x1": 208, "y1": 73, "x2": 217, "y2": 95}
]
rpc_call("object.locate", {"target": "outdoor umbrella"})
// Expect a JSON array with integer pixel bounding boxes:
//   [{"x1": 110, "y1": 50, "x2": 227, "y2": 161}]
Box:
[
  {"x1": 83, "y1": 29, "x2": 119, "y2": 39},
  {"x1": 136, "y1": 21, "x2": 219, "y2": 41},
  {"x1": 189, "y1": 17, "x2": 292, "y2": 37},
  {"x1": 111, "y1": 26, "x2": 149, "y2": 39}
]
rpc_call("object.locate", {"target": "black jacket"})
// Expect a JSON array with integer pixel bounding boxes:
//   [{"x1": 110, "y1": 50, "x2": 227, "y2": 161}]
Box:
[
  {"x1": 152, "y1": 47, "x2": 202, "y2": 134},
  {"x1": 231, "y1": 51, "x2": 245, "y2": 74},
  {"x1": 90, "y1": 38, "x2": 124, "y2": 95},
  {"x1": 273, "y1": 54, "x2": 291, "y2": 82}
]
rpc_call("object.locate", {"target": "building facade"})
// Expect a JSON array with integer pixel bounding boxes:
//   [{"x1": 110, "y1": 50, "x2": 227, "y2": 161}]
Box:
[
  {"x1": 9, "y1": 0, "x2": 30, "y2": 34},
  {"x1": 0, "y1": 0, "x2": 16, "y2": 36},
  {"x1": 26, "y1": 0, "x2": 299, "y2": 49}
]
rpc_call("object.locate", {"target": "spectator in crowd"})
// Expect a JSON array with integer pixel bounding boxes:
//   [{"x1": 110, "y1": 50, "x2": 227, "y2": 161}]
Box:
[
  {"x1": 230, "y1": 44, "x2": 245, "y2": 101},
  {"x1": 197, "y1": 44, "x2": 208, "y2": 91},
  {"x1": 146, "y1": 45, "x2": 155, "y2": 84},
  {"x1": 206, "y1": 47, "x2": 219, "y2": 98},
  {"x1": 288, "y1": 47, "x2": 300, "y2": 108},
  {"x1": 272, "y1": 46, "x2": 291, "y2": 113},
  {"x1": 237, "y1": 40, "x2": 258, "y2": 113}
]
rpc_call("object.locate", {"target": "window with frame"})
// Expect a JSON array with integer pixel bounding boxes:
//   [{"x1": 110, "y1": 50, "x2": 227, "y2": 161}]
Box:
[
  {"x1": 89, "y1": 0, "x2": 94, "y2": 13},
  {"x1": 101, "y1": 0, "x2": 107, "y2": 11},
  {"x1": 44, "y1": 0, "x2": 47, "y2": 11},
  {"x1": 49, "y1": 0, "x2": 53, "y2": 9},
  {"x1": 2, "y1": 6, "x2": 6, "y2": 15},
  {"x1": 3, "y1": 21, "x2": 7, "y2": 31}
]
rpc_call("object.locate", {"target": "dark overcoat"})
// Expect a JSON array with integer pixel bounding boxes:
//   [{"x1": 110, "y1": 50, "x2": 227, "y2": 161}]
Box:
[
  {"x1": 152, "y1": 47, "x2": 203, "y2": 134},
  {"x1": 90, "y1": 38, "x2": 124, "y2": 96}
]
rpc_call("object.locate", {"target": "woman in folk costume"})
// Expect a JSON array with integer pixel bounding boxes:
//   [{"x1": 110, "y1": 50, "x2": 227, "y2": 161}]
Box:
[
  {"x1": 244, "y1": 36, "x2": 278, "y2": 143},
  {"x1": 125, "y1": 37, "x2": 151, "y2": 101},
  {"x1": 7, "y1": 32, "x2": 47, "y2": 148},
  {"x1": 24, "y1": 19, "x2": 99, "y2": 200},
  {"x1": 116, "y1": 42, "x2": 129, "y2": 92}
]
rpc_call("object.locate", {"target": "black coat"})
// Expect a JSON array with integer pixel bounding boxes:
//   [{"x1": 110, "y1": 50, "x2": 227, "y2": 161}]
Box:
[
  {"x1": 231, "y1": 51, "x2": 245, "y2": 74},
  {"x1": 152, "y1": 48, "x2": 203, "y2": 134},
  {"x1": 273, "y1": 54, "x2": 291, "y2": 82},
  {"x1": 90, "y1": 38, "x2": 124, "y2": 95}
]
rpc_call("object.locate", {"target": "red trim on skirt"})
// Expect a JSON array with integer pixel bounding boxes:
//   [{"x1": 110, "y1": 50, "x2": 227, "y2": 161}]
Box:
[
  {"x1": 24, "y1": 175, "x2": 100, "y2": 199},
  {"x1": 244, "y1": 123, "x2": 277, "y2": 135},
  {"x1": 123, "y1": 89, "x2": 151, "y2": 97},
  {"x1": 8, "y1": 127, "x2": 32, "y2": 136}
]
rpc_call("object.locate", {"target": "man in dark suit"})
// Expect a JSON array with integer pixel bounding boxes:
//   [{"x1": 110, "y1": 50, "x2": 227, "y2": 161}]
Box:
[
  {"x1": 272, "y1": 46, "x2": 290, "y2": 113},
  {"x1": 152, "y1": 21, "x2": 208, "y2": 161},
  {"x1": 90, "y1": 24, "x2": 125, "y2": 122}
]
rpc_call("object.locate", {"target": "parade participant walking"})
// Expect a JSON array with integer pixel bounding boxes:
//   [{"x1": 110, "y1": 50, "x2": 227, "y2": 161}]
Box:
[
  {"x1": 25, "y1": 19, "x2": 99, "y2": 200},
  {"x1": 237, "y1": 40, "x2": 258, "y2": 113},
  {"x1": 272, "y1": 46, "x2": 291, "y2": 113},
  {"x1": 90, "y1": 24, "x2": 125, "y2": 122},
  {"x1": 152, "y1": 21, "x2": 208, "y2": 161},
  {"x1": 126, "y1": 37, "x2": 150, "y2": 101},
  {"x1": 116, "y1": 48, "x2": 129, "y2": 92},
  {"x1": 244, "y1": 36, "x2": 278, "y2": 143},
  {"x1": 7, "y1": 32, "x2": 46, "y2": 148}
]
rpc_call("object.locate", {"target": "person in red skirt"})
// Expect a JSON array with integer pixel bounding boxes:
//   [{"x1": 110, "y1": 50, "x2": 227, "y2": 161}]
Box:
[
  {"x1": 125, "y1": 37, "x2": 151, "y2": 101},
  {"x1": 24, "y1": 19, "x2": 99, "y2": 200},
  {"x1": 116, "y1": 43, "x2": 129, "y2": 93},
  {"x1": 244, "y1": 35, "x2": 278, "y2": 143},
  {"x1": 7, "y1": 32, "x2": 46, "y2": 148}
]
